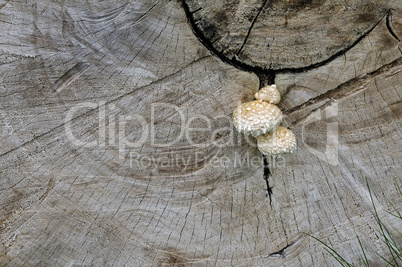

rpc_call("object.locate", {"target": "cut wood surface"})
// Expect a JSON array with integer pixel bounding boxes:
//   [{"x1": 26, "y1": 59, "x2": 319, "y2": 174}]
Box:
[
  {"x1": 183, "y1": 0, "x2": 393, "y2": 69},
  {"x1": 0, "y1": 0, "x2": 401, "y2": 266}
]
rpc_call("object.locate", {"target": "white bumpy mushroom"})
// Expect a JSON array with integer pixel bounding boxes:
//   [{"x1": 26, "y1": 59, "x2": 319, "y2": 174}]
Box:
[
  {"x1": 255, "y1": 84, "x2": 281, "y2": 104},
  {"x1": 257, "y1": 126, "x2": 296, "y2": 156},
  {"x1": 232, "y1": 100, "x2": 282, "y2": 137},
  {"x1": 233, "y1": 83, "x2": 297, "y2": 157}
]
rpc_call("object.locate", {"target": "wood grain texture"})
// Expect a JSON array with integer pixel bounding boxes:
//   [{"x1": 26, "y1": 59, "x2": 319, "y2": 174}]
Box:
[
  {"x1": 276, "y1": 16, "x2": 401, "y2": 110},
  {"x1": 183, "y1": 0, "x2": 394, "y2": 69},
  {"x1": 0, "y1": 0, "x2": 401, "y2": 266}
]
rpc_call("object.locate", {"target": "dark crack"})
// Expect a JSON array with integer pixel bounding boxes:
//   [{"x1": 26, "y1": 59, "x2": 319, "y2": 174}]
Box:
[
  {"x1": 54, "y1": 62, "x2": 89, "y2": 93},
  {"x1": 386, "y1": 9, "x2": 400, "y2": 41},
  {"x1": 236, "y1": 0, "x2": 269, "y2": 56},
  {"x1": 267, "y1": 242, "x2": 295, "y2": 258},
  {"x1": 191, "y1": 7, "x2": 203, "y2": 14},
  {"x1": 263, "y1": 155, "x2": 273, "y2": 205},
  {"x1": 256, "y1": 71, "x2": 275, "y2": 88}
]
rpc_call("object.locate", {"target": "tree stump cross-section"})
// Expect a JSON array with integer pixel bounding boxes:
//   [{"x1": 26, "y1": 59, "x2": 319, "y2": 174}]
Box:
[{"x1": 0, "y1": 0, "x2": 401, "y2": 266}]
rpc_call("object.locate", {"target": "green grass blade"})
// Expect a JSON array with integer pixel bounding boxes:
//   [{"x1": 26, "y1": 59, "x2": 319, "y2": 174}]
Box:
[
  {"x1": 394, "y1": 178, "x2": 402, "y2": 196},
  {"x1": 324, "y1": 248, "x2": 353, "y2": 267},
  {"x1": 385, "y1": 197, "x2": 402, "y2": 220},
  {"x1": 367, "y1": 178, "x2": 401, "y2": 266},
  {"x1": 375, "y1": 251, "x2": 395, "y2": 266},
  {"x1": 304, "y1": 233, "x2": 354, "y2": 266},
  {"x1": 356, "y1": 235, "x2": 369, "y2": 267},
  {"x1": 307, "y1": 178, "x2": 401, "y2": 267}
]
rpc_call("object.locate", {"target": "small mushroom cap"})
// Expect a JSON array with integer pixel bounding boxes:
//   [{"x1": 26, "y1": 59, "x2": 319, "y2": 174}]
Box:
[
  {"x1": 257, "y1": 126, "x2": 296, "y2": 156},
  {"x1": 255, "y1": 84, "x2": 281, "y2": 104},
  {"x1": 232, "y1": 100, "x2": 282, "y2": 137}
]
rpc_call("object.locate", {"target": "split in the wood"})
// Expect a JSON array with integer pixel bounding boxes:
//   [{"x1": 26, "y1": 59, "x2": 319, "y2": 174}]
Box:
[
  {"x1": 285, "y1": 57, "x2": 402, "y2": 123},
  {"x1": 386, "y1": 10, "x2": 400, "y2": 41},
  {"x1": 236, "y1": 0, "x2": 270, "y2": 56},
  {"x1": 267, "y1": 242, "x2": 295, "y2": 258},
  {"x1": 263, "y1": 155, "x2": 273, "y2": 203},
  {"x1": 53, "y1": 62, "x2": 89, "y2": 93},
  {"x1": 255, "y1": 70, "x2": 275, "y2": 88}
]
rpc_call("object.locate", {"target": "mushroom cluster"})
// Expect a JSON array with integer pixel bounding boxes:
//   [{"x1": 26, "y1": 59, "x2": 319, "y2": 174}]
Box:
[{"x1": 233, "y1": 84, "x2": 296, "y2": 157}]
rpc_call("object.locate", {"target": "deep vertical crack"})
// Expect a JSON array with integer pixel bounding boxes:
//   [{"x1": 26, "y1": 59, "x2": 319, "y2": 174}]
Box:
[
  {"x1": 256, "y1": 70, "x2": 275, "y2": 88},
  {"x1": 263, "y1": 155, "x2": 273, "y2": 205}
]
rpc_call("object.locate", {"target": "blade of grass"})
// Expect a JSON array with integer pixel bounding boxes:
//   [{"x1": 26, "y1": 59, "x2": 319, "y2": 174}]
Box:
[
  {"x1": 384, "y1": 201, "x2": 401, "y2": 220},
  {"x1": 324, "y1": 248, "x2": 353, "y2": 267},
  {"x1": 356, "y1": 235, "x2": 369, "y2": 267},
  {"x1": 367, "y1": 178, "x2": 400, "y2": 266},
  {"x1": 385, "y1": 178, "x2": 402, "y2": 220},
  {"x1": 375, "y1": 229, "x2": 402, "y2": 261},
  {"x1": 307, "y1": 178, "x2": 401, "y2": 266},
  {"x1": 375, "y1": 251, "x2": 394, "y2": 266},
  {"x1": 304, "y1": 233, "x2": 354, "y2": 267},
  {"x1": 394, "y1": 178, "x2": 402, "y2": 196},
  {"x1": 375, "y1": 211, "x2": 401, "y2": 263}
]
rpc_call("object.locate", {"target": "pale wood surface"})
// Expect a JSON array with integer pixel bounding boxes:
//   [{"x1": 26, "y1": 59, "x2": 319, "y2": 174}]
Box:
[{"x1": 0, "y1": 0, "x2": 401, "y2": 266}]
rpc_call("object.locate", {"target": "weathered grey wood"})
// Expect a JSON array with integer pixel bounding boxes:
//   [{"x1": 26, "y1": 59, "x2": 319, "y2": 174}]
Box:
[
  {"x1": 276, "y1": 18, "x2": 401, "y2": 110},
  {"x1": 0, "y1": 0, "x2": 401, "y2": 266},
  {"x1": 183, "y1": 0, "x2": 393, "y2": 69}
]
